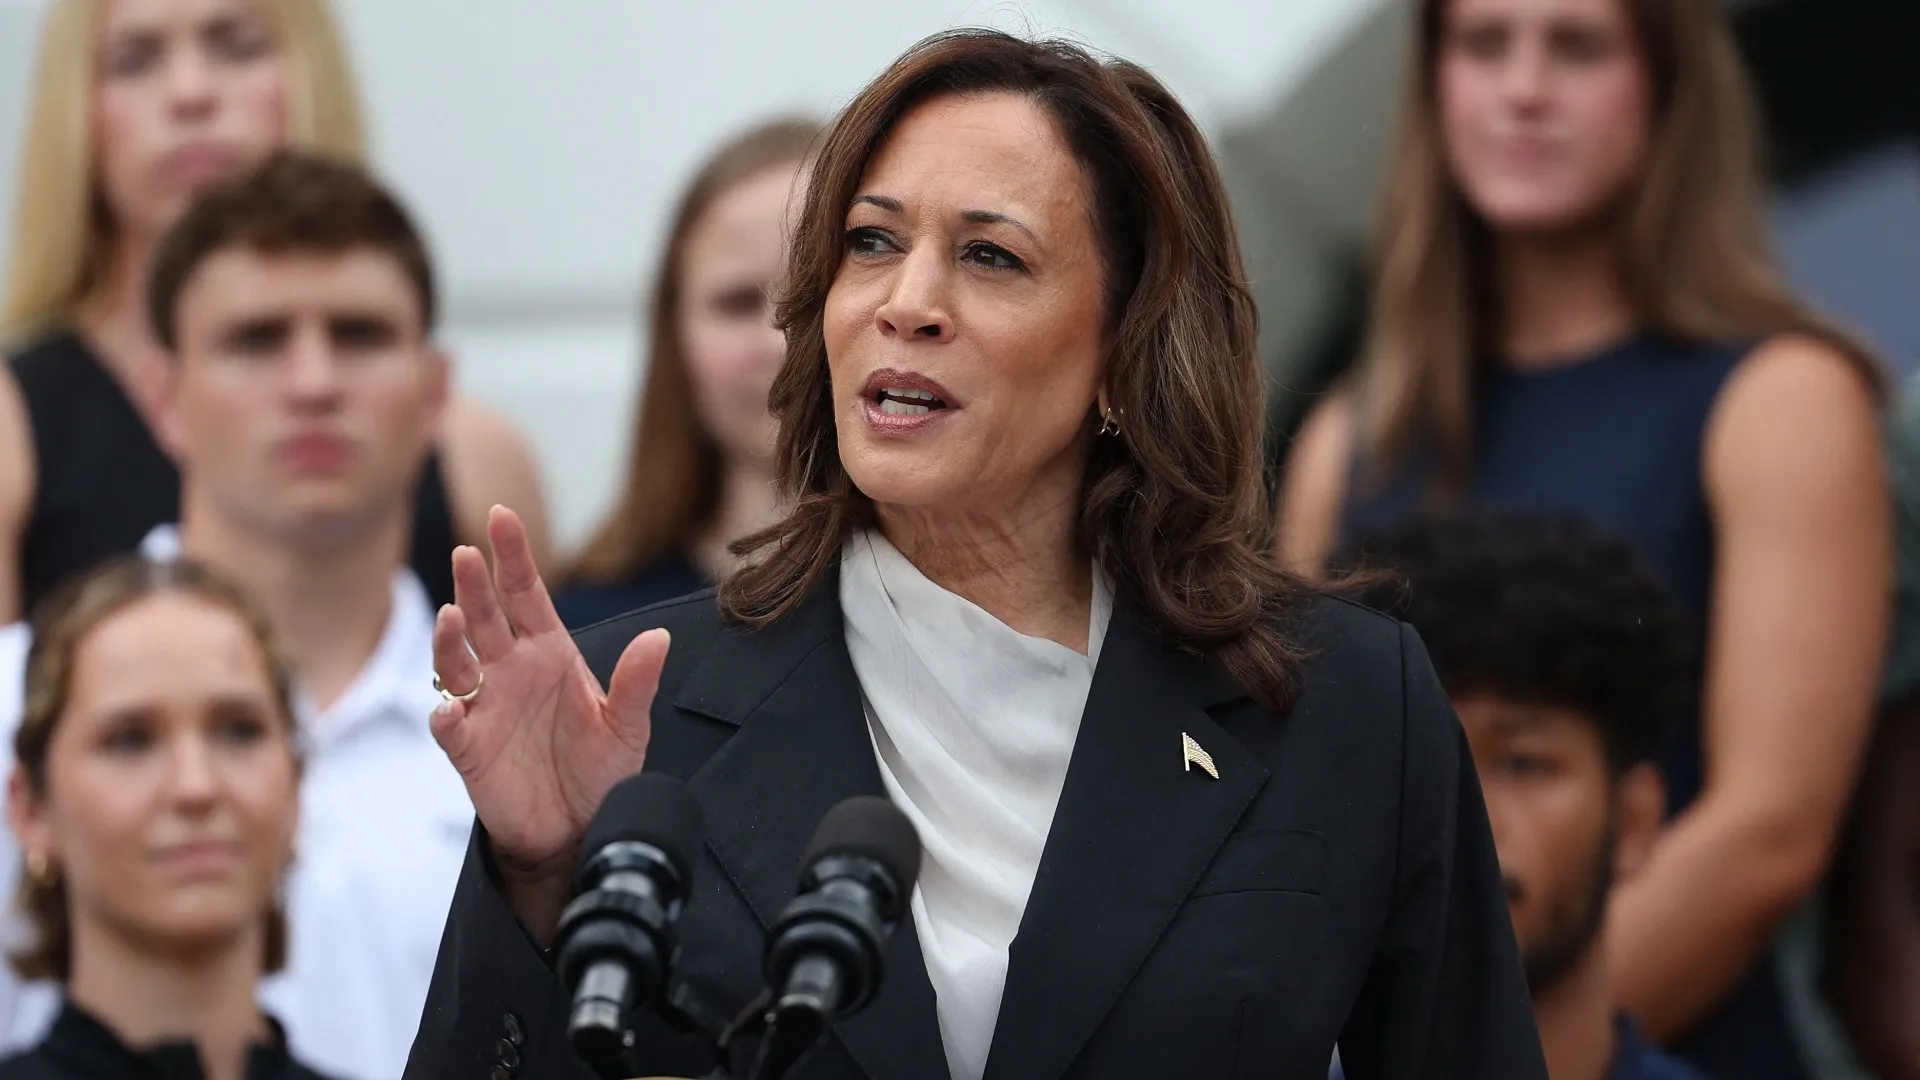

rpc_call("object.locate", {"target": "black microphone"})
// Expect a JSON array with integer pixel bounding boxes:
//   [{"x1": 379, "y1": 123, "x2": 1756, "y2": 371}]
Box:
[
  {"x1": 749, "y1": 796, "x2": 922, "y2": 1080},
  {"x1": 554, "y1": 772, "x2": 704, "y2": 1077}
]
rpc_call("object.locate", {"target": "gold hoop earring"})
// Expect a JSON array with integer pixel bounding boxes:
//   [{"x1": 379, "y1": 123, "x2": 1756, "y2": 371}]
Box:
[{"x1": 1098, "y1": 406, "x2": 1123, "y2": 437}]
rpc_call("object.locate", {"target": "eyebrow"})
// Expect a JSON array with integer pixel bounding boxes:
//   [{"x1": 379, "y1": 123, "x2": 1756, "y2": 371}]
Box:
[{"x1": 850, "y1": 195, "x2": 1040, "y2": 244}]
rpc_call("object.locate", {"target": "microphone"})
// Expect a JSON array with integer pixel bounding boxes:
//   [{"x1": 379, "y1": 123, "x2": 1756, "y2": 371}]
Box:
[
  {"x1": 554, "y1": 772, "x2": 704, "y2": 1077},
  {"x1": 748, "y1": 796, "x2": 922, "y2": 1080}
]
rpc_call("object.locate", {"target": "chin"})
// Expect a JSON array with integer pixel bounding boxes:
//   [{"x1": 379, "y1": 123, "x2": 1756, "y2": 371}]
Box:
[
  {"x1": 141, "y1": 897, "x2": 260, "y2": 948},
  {"x1": 842, "y1": 450, "x2": 960, "y2": 511},
  {"x1": 1468, "y1": 187, "x2": 1610, "y2": 236}
]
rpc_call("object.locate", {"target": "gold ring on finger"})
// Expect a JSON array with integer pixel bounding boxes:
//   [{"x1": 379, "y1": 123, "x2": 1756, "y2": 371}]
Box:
[{"x1": 434, "y1": 670, "x2": 484, "y2": 705}]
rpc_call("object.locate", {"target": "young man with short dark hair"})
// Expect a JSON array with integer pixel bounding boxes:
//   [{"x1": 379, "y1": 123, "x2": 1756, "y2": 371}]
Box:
[{"x1": 1341, "y1": 511, "x2": 1703, "y2": 1080}]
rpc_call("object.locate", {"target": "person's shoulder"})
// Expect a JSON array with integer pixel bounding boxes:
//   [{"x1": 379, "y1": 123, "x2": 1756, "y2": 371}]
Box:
[
  {"x1": 0, "y1": 1046, "x2": 54, "y2": 1079},
  {"x1": 1260, "y1": 588, "x2": 1456, "y2": 757},
  {"x1": 4, "y1": 328, "x2": 85, "y2": 382},
  {"x1": 1287, "y1": 589, "x2": 1409, "y2": 680},
  {"x1": 571, "y1": 586, "x2": 724, "y2": 676}
]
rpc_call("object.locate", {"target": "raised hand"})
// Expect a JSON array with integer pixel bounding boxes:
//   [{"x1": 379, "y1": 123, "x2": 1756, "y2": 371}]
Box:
[{"x1": 429, "y1": 505, "x2": 669, "y2": 938}]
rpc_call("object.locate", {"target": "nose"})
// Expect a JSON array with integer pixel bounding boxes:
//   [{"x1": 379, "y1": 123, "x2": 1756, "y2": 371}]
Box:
[
  {"x1": 162, "y1": 43, "x2": 219, "y2": 119},
  {"x1": 873, "y1": 248, "x2": 955, "y2": 344},
  {"x1": 1500, "y1": 37, "x2": 1551, "y2": 112},
  {"x1": 284, "y1": 323, "x2": 345, "y2": 409},
  {"x1": 166, "y1": 734, "x2": 222, "y2": 809}
]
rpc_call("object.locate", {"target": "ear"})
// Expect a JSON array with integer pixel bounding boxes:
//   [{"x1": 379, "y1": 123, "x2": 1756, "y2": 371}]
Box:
[
  {"x1": 1612, "y1": 761, "x2": 1667, "y2": 881},
  {"x1": 150, "y1": 358, "x2": 188, "y2": 462},
  {"x1": 8, "y1": 765, "x2": 53, "y2": 877}
]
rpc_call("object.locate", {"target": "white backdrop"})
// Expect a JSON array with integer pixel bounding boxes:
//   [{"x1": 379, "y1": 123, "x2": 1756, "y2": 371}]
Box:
[{"x1": 0, "y1": 0, "x2": 1388, "y2": 551}]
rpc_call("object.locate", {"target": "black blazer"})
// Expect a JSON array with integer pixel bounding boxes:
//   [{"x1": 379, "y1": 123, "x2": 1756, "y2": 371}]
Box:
[{"x1": 406, "y1": 569, "x2": 1545, "y2": 1080}]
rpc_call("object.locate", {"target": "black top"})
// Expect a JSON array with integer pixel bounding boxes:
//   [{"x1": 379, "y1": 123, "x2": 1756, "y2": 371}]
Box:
[
  {"x1": 551, "y1": 554, "x2": 710, "y2": 631},
  {"x1": 1339, "y1": 334, "x2": 1810, "y2": 1080},
  {"x1": 0, "y1": 1000, "x2": 333, "y2": 1080},
  {"x1": 407, "y1": 574, "x2": 1547, "y2": 1080},
  {"x1": 8, "y1": 329, "x2": 461, "y2": 617}
]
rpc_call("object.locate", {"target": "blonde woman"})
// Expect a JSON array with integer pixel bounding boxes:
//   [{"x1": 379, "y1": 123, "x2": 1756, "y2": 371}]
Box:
[
  {"x1": 0, "y1": 0, "x2": 551, "y2": 624},
  {"x1": 0, "y1": 556, "x2": 327, "y2": 1080},
  {"x1": 1277, "y1": 0, "x2": 1890, "y2": 1077}
]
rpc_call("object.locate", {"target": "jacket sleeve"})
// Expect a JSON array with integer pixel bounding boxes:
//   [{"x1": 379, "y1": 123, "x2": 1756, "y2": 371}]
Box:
[
  {"x1": 404, "y1": 824, "x2": 600, "y2": 1080},
  {"x1": 405, "y1": 825, "x2": 724, "y2": 1080},
  {"x1": 1336, "y1": 623, "x2": 1548, "y2": 1079}
]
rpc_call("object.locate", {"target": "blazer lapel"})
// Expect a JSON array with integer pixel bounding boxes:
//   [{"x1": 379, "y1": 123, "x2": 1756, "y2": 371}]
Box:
[
  {"x1": 982, "y1": 606, "x2": 1270, "y2": 1080},
  {"x1": 675, "y1": 565, "x2": 951, "y2": 1080}
]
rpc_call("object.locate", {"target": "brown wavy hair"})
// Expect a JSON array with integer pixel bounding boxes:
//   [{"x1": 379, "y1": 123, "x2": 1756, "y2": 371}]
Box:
[
  {"x1": 719, "y1": 29, "x2": 1311, "y2": 713},
  {"x1": 570, "y1": 118, "x2": 821, "y2": 584},
  {"x1": 12, "y1": 556, "x2": 299, "y2": 982},
  {"x1": 1361, "y1": 0, "x2": 1882, "y2": 487}
]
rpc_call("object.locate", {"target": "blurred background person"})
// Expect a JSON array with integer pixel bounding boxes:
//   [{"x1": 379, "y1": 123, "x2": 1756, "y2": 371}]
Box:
[
  {"x1": 1341, "y1": 512, "x2": 1701, "y2": 1080},
  {"x1": 1275, "y1": 0, "x2": 1891, "y2": 1075},
  {"x1": 0, "y1": 0, "x2": 551, "y2": 626},
  {"x1": 0, "y1": 555, "x2": 326, "y2": 1080},
  {"x1": 1821, "y1": 375, "x2": 1920, "y2": 1080},
  {"x1": 556, "y1": 117, "x2": 819, "y2": 629},
  {"x1": 0, "y1": 150, "x2": 472, "y2": 1080}
]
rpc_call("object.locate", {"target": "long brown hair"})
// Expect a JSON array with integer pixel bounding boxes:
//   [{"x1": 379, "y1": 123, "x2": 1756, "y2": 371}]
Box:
[
  {"x1": 721, "y1": 29, "x2": 1310, "y2": 713},
  {"x1": 1362, "y1": 0, "x2": 1882, "y2": 486},
  {"x1": 12, "y1": 556, "x2": 299, "y2": 982},
  {"x1": 570, "y1": 118, "x2": 821, "y2": 584}
]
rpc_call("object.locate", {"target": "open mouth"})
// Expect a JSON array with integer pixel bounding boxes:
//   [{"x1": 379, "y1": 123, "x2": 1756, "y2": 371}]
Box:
[{"x1": 872, "y1": 387, "x2": 949, "y2": 416}]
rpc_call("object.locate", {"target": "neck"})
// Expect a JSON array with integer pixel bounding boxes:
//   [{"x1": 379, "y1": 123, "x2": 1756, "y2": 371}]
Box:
[
  {"x1": 1530, "y1": 947, "x2": 1622, "y2": 1080},
  {"x1": 876, "y1": 478, "x2": 1092, "y2": 653},
  {"x1": 74, "y1": 236, "x2": 168, "y2": 395},
  {"x1": 66, "y1": 917, "x2": 269, "y2": 1080},
  {"x1": 690, "y1": 457, "x2": 783, "y2": 580},
  {"x1": 179, "y1": 494, "x2": 404, "y2": 709},
  {"x1": 1493, "y1": 227, "x2": 1637, "y2": 368}
]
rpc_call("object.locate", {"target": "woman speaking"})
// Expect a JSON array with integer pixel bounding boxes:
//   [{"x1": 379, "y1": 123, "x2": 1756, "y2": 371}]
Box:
[{"x1": 408, "y1": 30, "x2": 1543, "y2": 1080}]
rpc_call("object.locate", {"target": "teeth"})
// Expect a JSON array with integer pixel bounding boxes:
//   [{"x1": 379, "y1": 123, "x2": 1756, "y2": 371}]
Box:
[
  {"x1": 879, "y1": 399, "x2": 932, "y2": 415},
  {"x1": 881, "y1": 387, "x2": 938, "y2": 402}
]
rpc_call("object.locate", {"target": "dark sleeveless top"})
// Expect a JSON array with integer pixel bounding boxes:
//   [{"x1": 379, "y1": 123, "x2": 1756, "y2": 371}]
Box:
[
  {"x1": 1342, "y1": 333, "x2": 1811, "y2": 1080},
  {"x1": 8, "y1": 330, "x2": 460, "y2": 616}
]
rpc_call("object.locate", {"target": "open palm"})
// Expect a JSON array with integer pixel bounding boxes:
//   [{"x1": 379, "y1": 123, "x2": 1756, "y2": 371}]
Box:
[{"x1": 429, "y1": 506, "x2": 666, "y2": 886}]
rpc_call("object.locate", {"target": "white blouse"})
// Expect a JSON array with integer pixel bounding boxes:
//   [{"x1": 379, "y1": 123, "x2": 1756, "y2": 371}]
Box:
[{"x1": 839, "y1": 529, "x2": 1112, "y2": 1080}]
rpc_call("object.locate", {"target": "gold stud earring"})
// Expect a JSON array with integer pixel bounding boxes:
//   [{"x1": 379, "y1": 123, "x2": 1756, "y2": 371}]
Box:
[
  {"x1": 25, "y1": 851, "x2": 50, "y2": 886},
  {"x1": 1098, "y1": 406, "x2": 1123, "y2": 437}
]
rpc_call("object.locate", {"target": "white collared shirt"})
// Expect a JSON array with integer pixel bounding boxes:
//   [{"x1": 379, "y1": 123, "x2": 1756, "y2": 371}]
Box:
[{"x1": 0, "y1": 526, "x2": 472, "y2": 1080}]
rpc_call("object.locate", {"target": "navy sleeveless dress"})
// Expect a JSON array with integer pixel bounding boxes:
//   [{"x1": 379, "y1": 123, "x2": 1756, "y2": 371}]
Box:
[{"x1": 1341, "y1": 333, "x2": 1809, "y2": 1080}]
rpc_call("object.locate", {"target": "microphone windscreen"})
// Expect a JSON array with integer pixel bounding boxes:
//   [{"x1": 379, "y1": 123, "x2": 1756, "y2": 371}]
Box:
[
  {"x1": 581, "y1": 773, "x2": 705, "y2": 880},
  {"x1": 802, "y1": 795, "x2": 922, "y2": 893}
]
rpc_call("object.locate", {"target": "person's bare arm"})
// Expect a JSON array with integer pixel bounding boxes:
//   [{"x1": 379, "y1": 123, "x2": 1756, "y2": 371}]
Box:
[
  {"x1": 1274, "y1": 392, "x2": 1356, "y2": 577},
  {"x1": 1607, "y1": 336, "x2": 1891, "y2": 1040},
  {"x1": 0, "y1": 366, "x2": 35, "y2": 624},
  {"x1": 440, "y1": 394, "x2": 555, "y2": 578}
]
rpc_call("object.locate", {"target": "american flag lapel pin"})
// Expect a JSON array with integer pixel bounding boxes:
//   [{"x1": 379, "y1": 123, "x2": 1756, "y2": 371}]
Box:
[{"x1": 1182, "y1": 732, "x2": 1219, "y2": 779}]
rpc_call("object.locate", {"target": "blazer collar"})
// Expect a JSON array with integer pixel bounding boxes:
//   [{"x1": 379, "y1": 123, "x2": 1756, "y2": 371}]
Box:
[
  {"x1": 673, "y1": 563, "x2": 1268, "y2": 1080},
  {"x1": 675, "y1": 562, "x2": 951, "y2": 1080}
]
